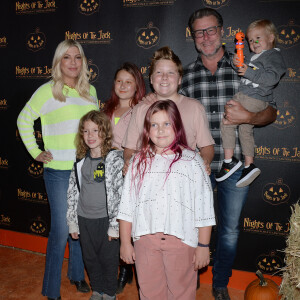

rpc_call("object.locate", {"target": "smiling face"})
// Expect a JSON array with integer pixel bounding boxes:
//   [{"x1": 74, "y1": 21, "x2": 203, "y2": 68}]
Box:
[
  {"x1": 149, "y1": 110, "x2": 175, "y2": 154},
  {"x1": 83, "y1": 120, "x2": 102, "y2": 157},
  {"x1": 150, "y1": 59, "x2": 181, "y2": 100},
  {"x1": 114, "y1": 70, "x2": 137, "y2": 103},
  {"x1": 247, "y1": 27, "x2": 274, "y2": 54},
  {"x1": 60, "y1": 46, "x2": 82, "y2": 87},
  {"x1": 192, "y1": 15, "x2": 223, "y2": 58}
]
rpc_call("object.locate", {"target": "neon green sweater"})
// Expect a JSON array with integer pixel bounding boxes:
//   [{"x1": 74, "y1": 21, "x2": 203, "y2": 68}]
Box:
[{"x1": 17, "y1": 82, "x2": 99, "y2": 170}]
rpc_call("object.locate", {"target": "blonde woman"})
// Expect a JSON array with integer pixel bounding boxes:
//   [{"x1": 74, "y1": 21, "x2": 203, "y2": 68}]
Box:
[{"x1": 17, "y1": 39, "x2": 98, "y2": 300}]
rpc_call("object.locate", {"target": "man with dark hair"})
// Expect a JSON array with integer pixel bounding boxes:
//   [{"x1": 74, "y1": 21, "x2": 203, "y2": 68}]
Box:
[{"x1": 180, "y1": 7, "x2": 277, "y2": 300}]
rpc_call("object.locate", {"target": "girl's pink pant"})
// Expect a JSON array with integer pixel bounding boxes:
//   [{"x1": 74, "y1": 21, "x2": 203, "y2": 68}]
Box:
[{"x1": 134, "y1": 233, "x2": 197, "y2": 300}]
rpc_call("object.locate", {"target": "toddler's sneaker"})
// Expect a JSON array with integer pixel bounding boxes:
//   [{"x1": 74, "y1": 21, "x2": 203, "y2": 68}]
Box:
[
  {"x1": 236, "y1": 163, "x2": 261, "y2": 188},
  {"x1": 215, "y1": 157, "x2": 242, "y2": 182}
]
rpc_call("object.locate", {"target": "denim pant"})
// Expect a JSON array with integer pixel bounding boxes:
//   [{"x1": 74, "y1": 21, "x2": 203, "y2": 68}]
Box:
[
  {"x1": 210, "y1": 168, "x2": 249, "y2": 288},
  {"x1": 42, "y1": 168, "x2": 85, "y2": 298}
]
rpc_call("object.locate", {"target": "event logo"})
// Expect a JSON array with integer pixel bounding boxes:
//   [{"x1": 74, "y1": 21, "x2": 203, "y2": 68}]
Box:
[
  {"x1": 0, "y1": 214, "x2": 12, "y2": 227},
  {"x1": 27, "y1": 161, "x2": 43, "y2": 178},
  {"x1": 29, "y1": 216, "x2": 47, "y2": 235},
  {"x1": 0, "y1": 36, "x2": 8, "y2": 48},
  {"x1": 141, "y1": 65, "x2": 150, "y2": 79},
  {"x1": 16, "y1": 65, "x2": 51, "y2": 79},
  {"x1": 273, "y1": 101, "x2": 297, "y2": 129},
  {"x1": 17, "y1": 188, "x2": 48, "y2": 204},
  {"x1": 277, "y1": 20, "x2": 300, "y2": 49},
  {"x1": 0, "y1": 157, "x2": 9, "y2": 169},
  {"x1": 88, "y1": 60, "x2": 99, "y2": 82},
  {"x1": 256, "y1": 145, "x2": 300, "y2": 163},
  {"x1": 256, "y1": 251, "x2": 283, "y2": 274},
  {"x1": 136, "y1": 22, "x2": 160, "y2": 49},
  {"x1": 123, "y1": 0, "x2": 175, "y2": 7},
  {"x1": 282, "y1": 67, "x2": 300, "y2": 83},
  {"x1": 202, "y1": 0, "x2": 230, "y2": 9},
  {"x1": 263, "y1": 178, "x2": 291, "y2": 205},
  {"x1": 26, "y1": 28, "x2": 46, "y2": 52},
  {"x1": 78, "y1": 0, "x2": 100, "y2": 15},
  {"x1": 0, "y1": 98, "x2": 8, "y2": 111},
  {"x1": 243, "y1": 217, "x2": 289, "y2": 236},
  {"x1": 16, "y1": 0, "x2": 57, "y2": 14},
  {"x1": 222, "y1": 26, "x2": 244, "y2": 44},
  {"x1": 65, "y1": 29, "x2": 112, "y2": 44}
]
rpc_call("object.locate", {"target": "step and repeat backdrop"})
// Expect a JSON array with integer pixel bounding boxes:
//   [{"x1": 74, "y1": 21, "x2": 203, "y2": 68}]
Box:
[{"x1": 0, "y1": 0, "x2": 299, "y2": 274}]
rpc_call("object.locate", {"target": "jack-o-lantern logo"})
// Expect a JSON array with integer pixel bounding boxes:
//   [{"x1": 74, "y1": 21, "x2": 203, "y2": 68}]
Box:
[
  {"x1": 29, "y1": 217, "x2": 47, "y2": 235},
  {"x1": 78, "y1": 0, "x2": 100, "y2": 15},
  {"x1": 88, "y1": 60, "x2": 99, "y2": 82},
  {"x1": 256, "y1": 251, "x2": 283, "y2": 274},
  {"x1": 277, "y1": 20, "x2": 300, "y2": 49},
  {"x1": 263, "y1": 178, "x2": 290, "y2": 205},
  {"x1": 26, "y1": 28, "x2": 46, "y2": 52},
  {"x1": 28, "y1": 161, "x2": 43, "y2": 178},
  {"x1": 0, "y1": 36, "x2": 7, "y2": 48},
  {"x1": 136, "y1": 22, "x2": 160, "y2": 49},
  {"x1": 202, "y1": 0, "x2": 230, "y2": 9},
  {"x1": 273, "y1": 101, "x2": 297, "y2": 129}
]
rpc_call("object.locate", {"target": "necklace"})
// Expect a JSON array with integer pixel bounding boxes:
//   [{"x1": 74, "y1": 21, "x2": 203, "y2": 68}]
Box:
[{"x1": 64, "y1": 83, "x2": 76, "y2": 89}]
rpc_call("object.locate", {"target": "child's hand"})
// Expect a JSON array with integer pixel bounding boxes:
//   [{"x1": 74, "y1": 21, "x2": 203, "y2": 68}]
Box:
[
  {"x1": 202, "y1": 157, "x2": 211, "y2": 176},
  {"x1": 120, "y1": 242, "x2": 135, "y2": 264},
  {"x1": 193, "y1": 247, "x2": 210, "y2": 270},
  {"x1": 237, "y1": 63, "x2": 247, "y2": 76},
  {"x1": 233, "y1": 53, "x2": 245, "y2": 68},
  {"x1": 142, "y1": 92, "x2": 157, "y2": 105},
  {"x1": 71, "y1": 232, "x2": 79, "y2": 240}
]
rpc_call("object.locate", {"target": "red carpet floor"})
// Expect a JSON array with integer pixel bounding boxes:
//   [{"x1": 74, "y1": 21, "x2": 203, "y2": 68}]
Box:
[{"x1": 0, "y1": 246, "x2": 244, "y2": 299}]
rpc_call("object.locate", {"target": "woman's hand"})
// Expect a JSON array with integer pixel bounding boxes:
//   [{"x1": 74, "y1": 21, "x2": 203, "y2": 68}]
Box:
[
  {"x1": 108, "y1": 235, "x2": 119, "y2": 241},
  {"x1": 120, "y1": 242, "x2": 135, "y2": 264},
  {"x1": 36, "y1": 151, "x2": 53, "y2": 164},
  {"x1": 193, "y1": 247, "x2": 210, "y2": 270}
]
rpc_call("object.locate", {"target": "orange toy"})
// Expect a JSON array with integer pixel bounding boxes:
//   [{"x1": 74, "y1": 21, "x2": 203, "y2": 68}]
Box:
[{"x1": 235, "y1": 32, "x2": 245, "y2": 68}]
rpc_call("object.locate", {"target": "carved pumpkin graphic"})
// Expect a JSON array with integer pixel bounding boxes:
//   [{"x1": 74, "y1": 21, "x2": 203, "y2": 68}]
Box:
[
  {"x1": 263, "y1": 179, "x2": 290, "y2": 205},
  {"x1": 202, "y1": 0, "x2": 230, "y2": 9},
  {"x1": 136, "y1": 22, "x2": 160, "y2": 49},
  {"x1": 29, "y1": 217, "x2": 47, "y2": 235},
  {"x1": 277, "y1": 20, "x2": 300, "y2": 48},
  {"x1": 28, "y1": 161, "x2": 43, "y2": 178},
  {"x1": 78, "y1": 0, "x2": 100, "y2": 15},
  {"x1": 26, "y1": 28, "x2": 46, "y2": 52},
  {"x1": 256, "y1": 251, "x2": 283, "y2": 274},
  {"x1": 88, "y1": 60, "x2": 99, "y2": 82},
  {"x1": 273, "y1": 101, "x2": 297, "y2": 129}
]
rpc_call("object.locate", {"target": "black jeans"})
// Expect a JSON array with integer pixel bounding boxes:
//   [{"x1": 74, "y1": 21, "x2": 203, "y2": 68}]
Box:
[{"x1": 78, "y1": 216, "x2": 119, "y2": 296}]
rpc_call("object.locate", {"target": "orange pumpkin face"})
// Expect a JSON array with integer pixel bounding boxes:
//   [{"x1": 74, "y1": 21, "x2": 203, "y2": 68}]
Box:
[{"x1": 244, "y1": 271, "x2": 281, "y2": 300}]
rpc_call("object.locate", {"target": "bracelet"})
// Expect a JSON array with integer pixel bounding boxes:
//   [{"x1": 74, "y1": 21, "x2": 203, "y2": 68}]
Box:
[{"x1": 198, "y1": 242, "x2": 210, "y2": 247}]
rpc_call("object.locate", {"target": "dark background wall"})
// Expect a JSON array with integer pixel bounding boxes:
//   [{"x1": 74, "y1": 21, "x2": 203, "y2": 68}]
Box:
[{"x1": 0, "y1": 0, "x2": 299, "y2": 274}]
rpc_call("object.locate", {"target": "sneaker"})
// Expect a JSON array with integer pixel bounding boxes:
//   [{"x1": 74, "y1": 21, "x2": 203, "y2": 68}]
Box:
[
  {"x1": 236, "y1": 163, "x2": 261, "y2": 188},
  {"x1": 215, "y1": 157, "x2": 242, "y2": 182},
  {"x1": 90, "y1": 291, "x2": 103, "y2": 300},
  {"x1": 212, "y1": 287, "x2": 231, "y2": 300}
]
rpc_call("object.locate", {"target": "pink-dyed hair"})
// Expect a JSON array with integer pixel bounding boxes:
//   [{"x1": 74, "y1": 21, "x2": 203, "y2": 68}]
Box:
[{"x1": 132, "y1": 99, "x2": 189, "y2": 192}]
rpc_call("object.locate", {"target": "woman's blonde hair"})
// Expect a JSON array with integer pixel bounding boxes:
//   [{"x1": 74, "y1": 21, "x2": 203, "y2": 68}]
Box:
[
  {"x1": 51, "y1": 39, "x2": 94, "y2": 102},
  {"x1": 75, "y1": 110, "x2": 112, "y2": 159}
]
